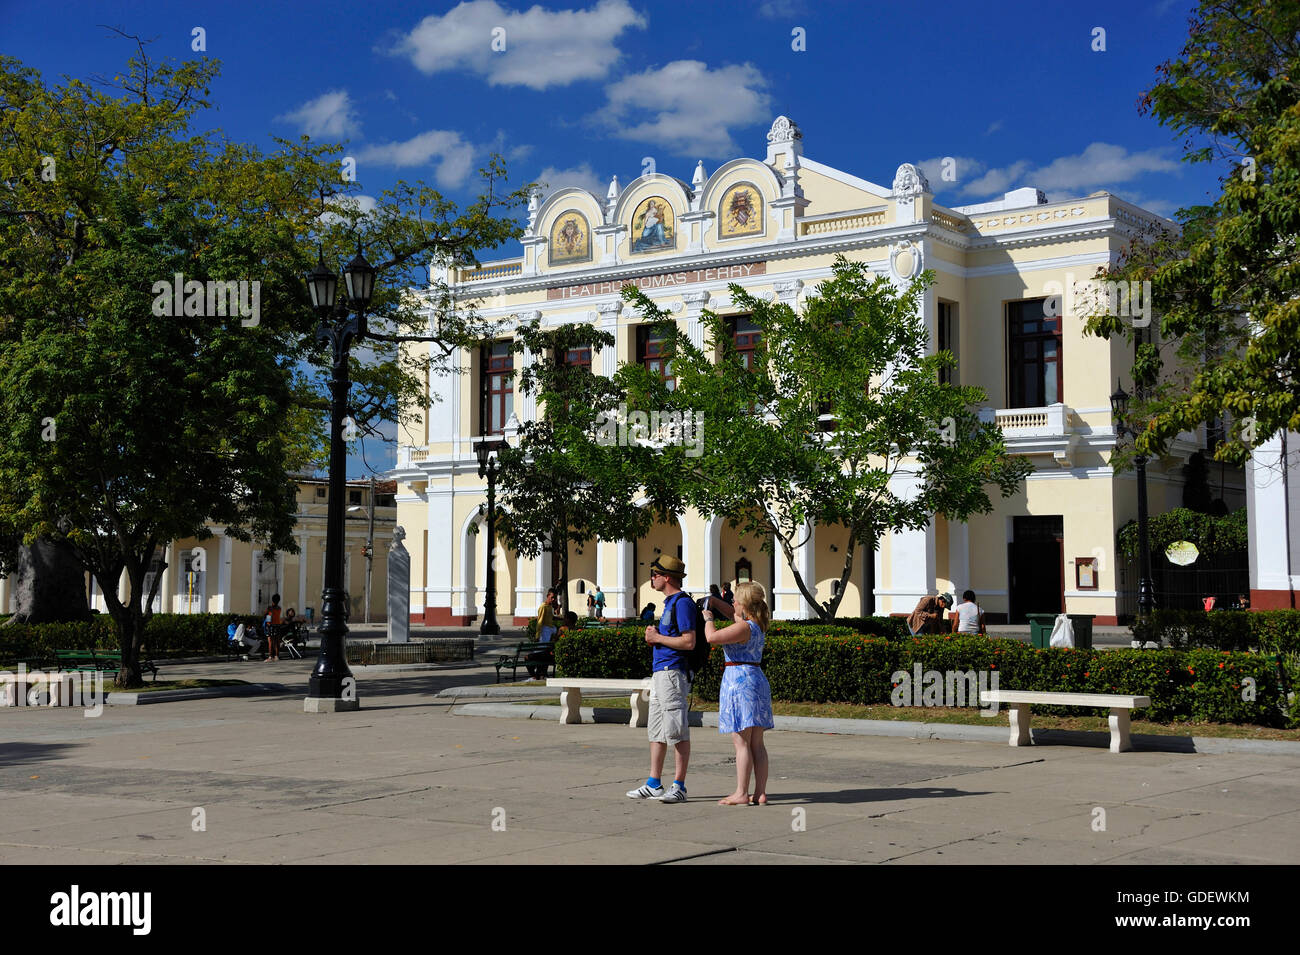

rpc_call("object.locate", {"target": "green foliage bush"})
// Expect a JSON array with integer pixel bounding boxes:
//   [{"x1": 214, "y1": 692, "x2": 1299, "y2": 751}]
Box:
[
  {"x1": 1117, "y1": 507, "x2": 1248, "y2": 557},
  {"x1": 553, "y1": 626, "x2": 1291, "y2": 726},
  {"x1": 0, "y1": 613, "x2": 238, "y2": 663},
  {"x1": 1146, "y1": 609, "x2": 1254, "y2": 651},
  {"x1": 782, "y1": 616, "x2": 906, "y2": 638}
]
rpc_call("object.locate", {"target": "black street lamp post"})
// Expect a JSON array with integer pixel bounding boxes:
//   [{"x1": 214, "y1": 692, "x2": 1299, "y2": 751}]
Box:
[
  {"x1": 305, "y1": 246, "x2": 375, "y2": 711},
  {"x1": 1111, "y1": 380, "x2": 1157, "y2": 639},
  {"x1": 475, "y1": 437, "x2": 507, "y2": 636}
]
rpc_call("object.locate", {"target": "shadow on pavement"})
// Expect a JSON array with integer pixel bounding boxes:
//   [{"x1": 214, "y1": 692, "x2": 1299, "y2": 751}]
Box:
[
  {"x1": 766, "y1": 785, "x2": 993, "y2": 805},
  {"x1": 0, "y1": 741, "x2": 83, "y2": 767}
]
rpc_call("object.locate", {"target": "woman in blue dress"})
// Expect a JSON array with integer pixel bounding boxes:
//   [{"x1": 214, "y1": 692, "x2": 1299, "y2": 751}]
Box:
[{"x1": 702, "y1": 581, "x2": 774, "y2": 806}]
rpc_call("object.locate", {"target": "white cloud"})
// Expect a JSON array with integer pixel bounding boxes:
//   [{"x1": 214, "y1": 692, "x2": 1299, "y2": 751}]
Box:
[
  {"x1": 984, "y1": 119, "x2": 1003, "y2": 136},
  {"x1": 276, "y1": 90, "x2": 360, "y2": 139},
  {"x1": 602, "y1": 60, "x2": 770, "y2": 157},
  {"x1": 386, "y1": 0, "x2": 646, "y2": 91},
  {"x1": 917, "y1": 155, "x2": 987, "y2": 194},
  {"x1": 952, "y1": 143, "x2": 1180, "y2": 201},
  {"x1": 535, "y1": 162, "x2": 609, "y2": 199},
  {"x1": 1031, "y1": 143, "x2": 1180, "y2": 192},
  {"x1": 962, "y1": 160, "x2": 1033, "y2": 197},
  {"x1": 319, "y1": 194, "x2": 379, "y2": 228},
  {"x1": 357, "y1": 130, "x2": 477, "y2": 189}
]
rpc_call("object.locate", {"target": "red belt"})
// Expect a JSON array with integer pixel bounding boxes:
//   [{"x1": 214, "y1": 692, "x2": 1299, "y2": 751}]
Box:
[{"x1": 724, "y1": 662, "x2": 760, "y2": 667}]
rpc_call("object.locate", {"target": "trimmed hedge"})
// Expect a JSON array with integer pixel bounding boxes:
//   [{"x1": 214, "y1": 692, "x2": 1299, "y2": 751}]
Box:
[
  {"x1": 552, "y1": 628, "x2": 1293, "y2": 727},
  {"x1": 779, "y1": 616, "x2": 906, "y2": 638},
  {"x1": 0, "y1": 613, "x2": 241, "y2": 663}
]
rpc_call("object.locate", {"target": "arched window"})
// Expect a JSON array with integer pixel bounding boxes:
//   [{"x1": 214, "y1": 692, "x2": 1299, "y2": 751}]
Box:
[{"x1": 735, "y1": 557, "x2": 752, "y2": 583}]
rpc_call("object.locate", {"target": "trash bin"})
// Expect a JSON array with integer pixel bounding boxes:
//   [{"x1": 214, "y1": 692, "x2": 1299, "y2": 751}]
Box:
[
  {"x1": 1025, "y1": 613, "x2": 1057, "y2": 648},
  {"x1": 1067, "y1": 614, "x2": 1095, "y2": 650},
  {"x1": 1026, "y1": 612, "x2": 1094, "y2": 649}
]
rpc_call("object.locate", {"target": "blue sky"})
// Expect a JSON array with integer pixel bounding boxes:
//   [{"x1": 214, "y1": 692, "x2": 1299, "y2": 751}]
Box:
[{"x1": 3, "y1": 0, "x2": 1227, "y2": 473}]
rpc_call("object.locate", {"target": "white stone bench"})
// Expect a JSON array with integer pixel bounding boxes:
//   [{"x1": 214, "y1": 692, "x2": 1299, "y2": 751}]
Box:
[
  {"x1": 982, "y1": 690, "x2": 1152, "y2": 753},
  {"x1": 545, "y1": 678, "x2": 653, "y2": 727}
]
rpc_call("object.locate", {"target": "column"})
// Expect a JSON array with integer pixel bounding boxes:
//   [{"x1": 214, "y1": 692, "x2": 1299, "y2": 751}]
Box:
[
  {"x1": 597, "y1": 300, "x2": 622, "y2": 376},
  {"x1": 517, "y1": 311, "x2": 542, "y2": 424},
  {"x1": 683, "y1": 290, "x2": 710, "y2": 350},
  {"x1": 1247, "y1": 431, "x2": 1300, "y2": 609},
  {"x1": 426, "y1": 488, "x2": 454, "y2": 621},
  {"x1": 773, "y1": 522, "x2": 816, "y2": 619},
  {"x1": 217, "y1": 533, "x2": 232, "y2": 613},
  {"x1": 298, "y1": 533, "x2": 309, "y2": 614},
  {"x1": 603, "y1": 537, "x2": 634, "y2": 621}
]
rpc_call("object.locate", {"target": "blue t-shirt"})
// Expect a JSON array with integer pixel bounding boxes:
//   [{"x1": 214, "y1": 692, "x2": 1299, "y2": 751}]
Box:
[{"x1": 653, "y1": 592, "x2": 700, "y2": 672}]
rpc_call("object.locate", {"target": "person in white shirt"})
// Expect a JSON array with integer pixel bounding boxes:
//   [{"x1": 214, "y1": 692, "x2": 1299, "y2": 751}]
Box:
[{"x1": 951, "y1": 590, "x2": 985, "y2": 635}]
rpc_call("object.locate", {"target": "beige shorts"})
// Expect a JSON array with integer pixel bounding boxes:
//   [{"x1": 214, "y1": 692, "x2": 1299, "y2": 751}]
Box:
[{"x1": 648, "y1": 668, "x2": 691, "y2": 744}]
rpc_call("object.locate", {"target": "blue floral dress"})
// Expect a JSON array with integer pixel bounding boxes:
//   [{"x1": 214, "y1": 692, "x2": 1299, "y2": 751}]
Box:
[{"x1": 718, "y1": 620, "x2": 775, "y2": 733}]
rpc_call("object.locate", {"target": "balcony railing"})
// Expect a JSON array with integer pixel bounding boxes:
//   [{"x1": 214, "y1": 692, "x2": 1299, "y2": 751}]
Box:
[
  {"x1": 994, "y1": 403, "x2": 1068, "y2": 437},
  {"x1": 396, "y1": 445, "x2": 431, "y2": 468},
  {"x1": 799, "y1": 209, "x2": 887, "y2": 237},
  {"x1": 458, "y1": 261, "x2": 523, "y2": 283}
]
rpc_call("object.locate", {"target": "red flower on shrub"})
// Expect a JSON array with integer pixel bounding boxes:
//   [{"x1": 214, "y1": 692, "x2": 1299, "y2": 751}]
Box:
[
  {"x1": 1188, "y1": 667, "x2": 1195, "y2": 675},
  {"x1": 1218, "y1": 663, "x2": 1225, "y2": 669}
]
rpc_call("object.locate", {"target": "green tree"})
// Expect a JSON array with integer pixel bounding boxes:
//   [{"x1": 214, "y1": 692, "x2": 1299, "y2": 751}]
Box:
[
  {"x1": 1085, "y1": 0, "x2": 1300, "y2": 464},
  {"x1": 491, "y1": 321, "x2": 675, "y2": 612},
  {"x1": 617, "y1": 257, "x2": 1031, "y2": 621},
  {"x1": 0, "y1": 48, "x2": 528, "y2": 684}
]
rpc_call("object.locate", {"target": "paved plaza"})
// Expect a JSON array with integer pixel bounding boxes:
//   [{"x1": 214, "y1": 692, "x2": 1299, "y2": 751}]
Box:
[{"x1": 2, "y1": 648, "x2": 1298, "y2": 865}]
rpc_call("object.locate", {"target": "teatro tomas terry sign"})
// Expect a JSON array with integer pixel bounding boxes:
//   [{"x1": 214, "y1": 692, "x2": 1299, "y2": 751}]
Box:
[{"x1": 547, "y1": 262, "x2": 766, "y2": 300}]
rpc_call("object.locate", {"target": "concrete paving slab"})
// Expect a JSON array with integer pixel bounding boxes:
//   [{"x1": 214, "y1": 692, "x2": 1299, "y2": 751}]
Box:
[{"x1": 2, "y1": 663, "x2": 1297, "y2": 864}]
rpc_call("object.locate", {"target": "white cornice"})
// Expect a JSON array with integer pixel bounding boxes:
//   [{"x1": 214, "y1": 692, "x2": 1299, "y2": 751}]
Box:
[{"x1": 441, "y1": 218, "x2": 1134, "y2": 309}]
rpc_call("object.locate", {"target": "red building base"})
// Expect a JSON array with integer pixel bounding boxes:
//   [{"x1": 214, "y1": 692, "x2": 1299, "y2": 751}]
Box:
[
  {"x1": 1251, "y1": 589, "x2": 1297, "y2": 611},
  {"x1": 414, "y1": 607, "x2": 473, "y2": 626}
]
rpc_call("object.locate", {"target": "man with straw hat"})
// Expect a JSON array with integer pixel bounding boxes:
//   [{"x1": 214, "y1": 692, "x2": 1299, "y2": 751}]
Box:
[{"x1": 627, "y1": 554, "x2": 699, "y2": 804}]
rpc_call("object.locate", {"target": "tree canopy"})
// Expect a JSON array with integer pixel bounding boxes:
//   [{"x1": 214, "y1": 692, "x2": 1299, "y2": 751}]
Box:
[
  {"x1": 0, "y1": 47, "x2": 529, "y2": 682},
  {"x1": 616, "y1": 256, "x2": 1031, "y2": 620},
  {"x1": 490, "y1": 320, "x2": 679, "y2": 611},
  {"x1": 1085, "y1": 0, "x2": 1300, "y2": 464}
]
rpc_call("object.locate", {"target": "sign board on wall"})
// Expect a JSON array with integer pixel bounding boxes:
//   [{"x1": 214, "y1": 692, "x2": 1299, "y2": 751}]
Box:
[{"x1": 547, "y1": 261, "x2": 766, "y2": 301}]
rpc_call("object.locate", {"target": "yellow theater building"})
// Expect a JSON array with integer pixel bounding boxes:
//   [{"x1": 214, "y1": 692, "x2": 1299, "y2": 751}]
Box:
[
  {"x1": 391, "y1": 117, "x2": 1245, "y2": 628},
  {"x1": 0, "y1": 478, "x2": 399, "y2": 621}
]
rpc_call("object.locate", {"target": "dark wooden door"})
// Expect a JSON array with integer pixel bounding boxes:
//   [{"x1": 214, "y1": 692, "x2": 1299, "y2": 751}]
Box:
[{"x1": 1009, "y1": 516, "x2": 1064, "y2": 623}]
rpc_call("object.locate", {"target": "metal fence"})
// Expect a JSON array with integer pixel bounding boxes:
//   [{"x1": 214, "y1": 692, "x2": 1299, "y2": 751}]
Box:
[
  {"x1": 346, "y1": 639, "x2": 476, "y2": 665},
  {"x1": 1115, "y1": 550, "x2": 1249, "y2": 623}
]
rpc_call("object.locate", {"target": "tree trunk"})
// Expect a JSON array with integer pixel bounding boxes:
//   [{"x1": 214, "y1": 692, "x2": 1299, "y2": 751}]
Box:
[
  {"x1": 1, "y1": 537, "x2": 92, "y2": 625},
  {"x1": 111, "y1": 606, "x2": 146, "y2": 689}
]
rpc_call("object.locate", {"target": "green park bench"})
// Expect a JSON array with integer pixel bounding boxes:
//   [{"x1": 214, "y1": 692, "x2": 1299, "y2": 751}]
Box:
[
  {"x1": 53, "y1": 649, "x2": 159, "y2": 682},
  {"x1": 495, "y1": 641, "x2": 555, "y2": 683}
]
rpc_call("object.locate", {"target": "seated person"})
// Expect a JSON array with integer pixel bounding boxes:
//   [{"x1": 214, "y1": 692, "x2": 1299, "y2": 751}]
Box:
[
  {"x1": 527, "y1": 612, "x2": 577, "y2": 680},
  {"x1": 640, "y1": 602, "x2": 657, "y2": 621},
  {"x1": 229, "y1": 619, "x2": 263, "y2": 657}
]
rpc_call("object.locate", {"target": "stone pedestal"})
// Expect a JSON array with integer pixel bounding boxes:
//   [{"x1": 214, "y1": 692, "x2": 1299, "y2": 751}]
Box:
[
  {"x1": 304, "y1": 696, "x2": 360, "y2": 713},
  {"x1": 388, "y1": 526, "x2": 411, "y2": 644}
]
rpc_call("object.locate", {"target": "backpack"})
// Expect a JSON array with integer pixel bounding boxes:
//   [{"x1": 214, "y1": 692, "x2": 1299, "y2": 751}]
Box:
[{"x1": 661, "y1": 591, "x2": 711, "y2": 679}]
